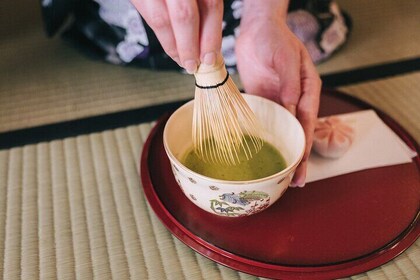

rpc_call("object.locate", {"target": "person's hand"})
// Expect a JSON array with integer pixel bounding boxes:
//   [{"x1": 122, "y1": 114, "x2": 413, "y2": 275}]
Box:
[
  {"x1": 131, "y1": 0, "x2": 224, "y2": 73},
  {"x1": 236, "y1": 3, "x2": 322, "y2": 187}
]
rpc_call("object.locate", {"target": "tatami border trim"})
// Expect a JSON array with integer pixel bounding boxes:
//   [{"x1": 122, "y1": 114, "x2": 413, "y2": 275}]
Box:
[{"x1": 1, "y1": 57, "x2": 419, "y2": 150}]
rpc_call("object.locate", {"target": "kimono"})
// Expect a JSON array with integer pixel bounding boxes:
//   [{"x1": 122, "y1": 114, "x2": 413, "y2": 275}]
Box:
[{"x1": 40, "y1": 0, "x2": 351, "y2": 72}]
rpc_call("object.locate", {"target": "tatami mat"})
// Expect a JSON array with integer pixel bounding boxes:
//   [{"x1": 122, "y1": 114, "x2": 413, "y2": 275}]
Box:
[
  {"x1": 1, "y1": 0, "x2": 419, "y2": 132},
  {"x1": 1, "y1": 71, "x2": 420, "y2": 279},
  {"x1": 318, "y1": 0, "x2": 420, "y2": 73},
  {"x1": 0, "y1": 122, "x2": 419, "y2": 280},
  {"x1": 338, "y1": 72, "x2": 420, "y2": 143},
  {"x1": 0, "y1": 123, "x2": 265, "y2": 280},
  {"x1": 1, "y1": 1, "x2": 419, "y2": 276}
]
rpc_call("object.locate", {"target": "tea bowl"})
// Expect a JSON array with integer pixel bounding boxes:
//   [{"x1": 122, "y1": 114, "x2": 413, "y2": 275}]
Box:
[{"x1": 163, "y1": 94, "x2": 305, "y2": 217}]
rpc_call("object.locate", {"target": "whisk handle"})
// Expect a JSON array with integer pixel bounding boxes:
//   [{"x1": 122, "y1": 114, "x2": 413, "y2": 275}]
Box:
[{"x1": 194, "y1": 54, "x2": 228, "y2": 88}]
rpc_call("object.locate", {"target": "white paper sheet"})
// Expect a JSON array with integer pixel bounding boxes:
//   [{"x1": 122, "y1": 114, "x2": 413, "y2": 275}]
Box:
[{"x1": 306, "y1": 110, "x2": 417, "y2": 183}]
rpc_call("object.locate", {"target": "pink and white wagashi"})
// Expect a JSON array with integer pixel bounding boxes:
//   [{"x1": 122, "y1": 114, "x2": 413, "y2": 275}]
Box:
[{"x1": 313, "y1": 116, "x2": 355, "y2": 158}]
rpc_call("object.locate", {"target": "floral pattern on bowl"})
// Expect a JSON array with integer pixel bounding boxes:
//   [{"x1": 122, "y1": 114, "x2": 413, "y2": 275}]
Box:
[{"x1": 210, "y1": 191, "x2": 270, "y2": 217}]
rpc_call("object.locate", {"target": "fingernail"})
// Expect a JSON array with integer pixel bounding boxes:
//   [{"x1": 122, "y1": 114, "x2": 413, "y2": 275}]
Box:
[
  {"x1": 289, "y1": 182, "x2": 298, "y2": 188},
  {"x1": 183, "y1": 60, "x2": 197, "y2": 74},
  {"x1": 203, "y1": 52, "x2": 216, "y2": 66},
  {"x1": 173, "y1": 56, "x2": 181, "y2": 66},
  {"x1": 289, "y1": 181, "x2": 305, "y2": 188}
]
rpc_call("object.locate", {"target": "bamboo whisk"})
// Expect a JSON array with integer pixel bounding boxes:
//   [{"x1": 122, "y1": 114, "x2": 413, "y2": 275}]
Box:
[{"x1": 193, "y1": 55, "x2": 264, "y2": 165}]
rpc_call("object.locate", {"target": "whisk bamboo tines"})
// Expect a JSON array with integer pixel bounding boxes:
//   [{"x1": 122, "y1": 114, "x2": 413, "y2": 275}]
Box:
[{"x1": 193, "y1": 55, "x2": 264, "y2": 166}]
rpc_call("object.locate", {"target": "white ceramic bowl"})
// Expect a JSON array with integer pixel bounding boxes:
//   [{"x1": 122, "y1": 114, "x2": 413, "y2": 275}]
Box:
[{"x1": 163, "y1": 94, "x2": 305, "y2": 217}]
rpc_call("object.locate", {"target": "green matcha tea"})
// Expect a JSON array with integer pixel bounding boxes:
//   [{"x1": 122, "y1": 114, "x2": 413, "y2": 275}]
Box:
[{"x1": 182, "y1": 137, "x2": 287, "y2": 181}]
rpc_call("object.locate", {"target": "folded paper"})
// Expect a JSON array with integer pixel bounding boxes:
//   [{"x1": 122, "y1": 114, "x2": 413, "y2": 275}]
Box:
[{"x1": 306, "y1": 110, "x2": 417, "y2": 183}]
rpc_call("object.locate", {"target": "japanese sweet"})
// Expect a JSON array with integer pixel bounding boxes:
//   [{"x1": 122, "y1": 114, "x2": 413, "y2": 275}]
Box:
[{"x1": 313, "y1": 116, "x2": 355, "y2": 158}]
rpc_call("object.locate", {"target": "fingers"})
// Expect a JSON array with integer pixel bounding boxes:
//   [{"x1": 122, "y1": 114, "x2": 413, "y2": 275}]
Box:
[
  {"x1": 290, "y1": 161, "x2": 307, "y2": 188},
  {"x1": 272, "y1": 48, "x2": 301, "y2": 116},
  {"x1": 166, "y1": 0, "x2": 200, "y2": 73},
  {"x1": 131, "y1": 0, "x2": 181, "y2": 65},
  {"x1": 197, "y1": 0, "x2": 224, "y2": 65},
  {"x1": 132, "y1": 0, "x2": 223, "y2": 73},
  {"x1": 290, "y1": 47, "x2": 322, "y2": 187}
]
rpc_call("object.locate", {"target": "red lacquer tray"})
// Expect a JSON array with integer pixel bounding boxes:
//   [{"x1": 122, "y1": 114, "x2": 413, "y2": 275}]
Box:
[{"x1": 140, "y1": 89, "x2": 420, "y2": 279}]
